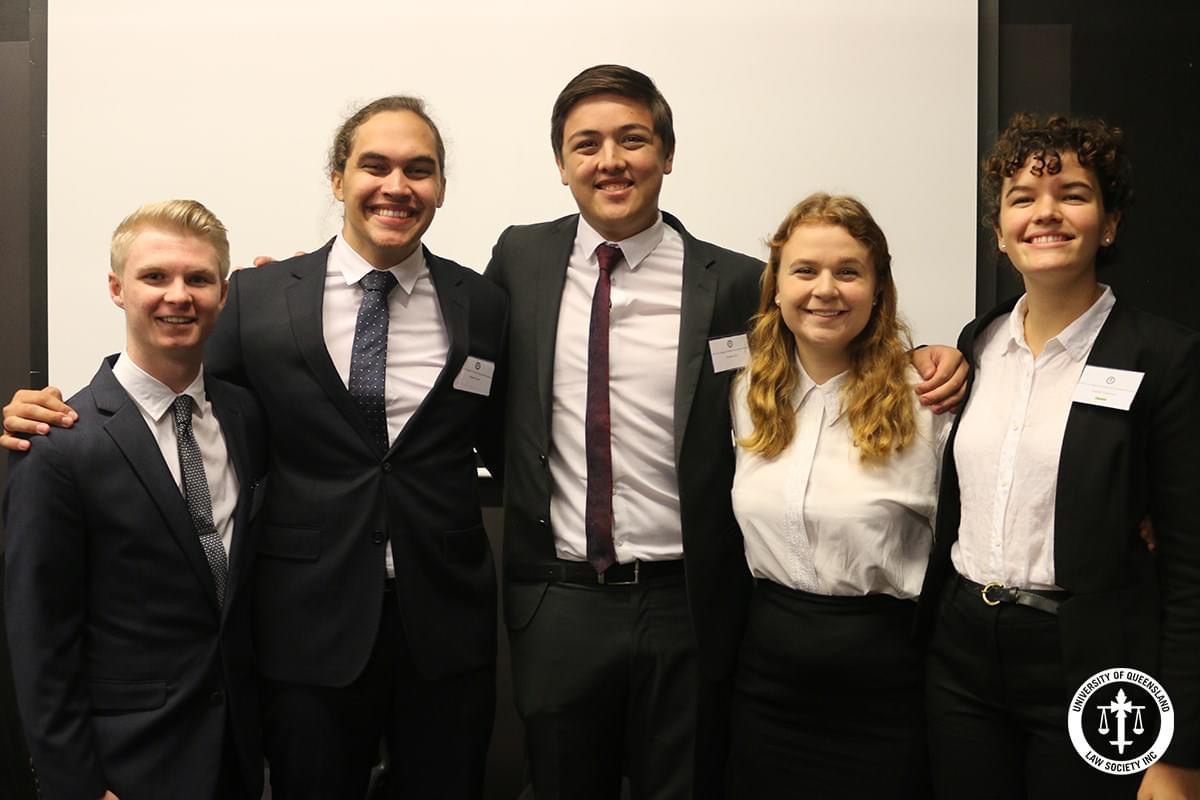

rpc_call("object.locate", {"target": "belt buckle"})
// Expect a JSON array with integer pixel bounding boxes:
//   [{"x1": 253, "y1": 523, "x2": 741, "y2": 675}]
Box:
[
  {"x1": 598, "y1": 561, "x2": 640, "y2": 586},
  {"x1": 981, "y1": 581, "x2": 1004, "y2": 606}
]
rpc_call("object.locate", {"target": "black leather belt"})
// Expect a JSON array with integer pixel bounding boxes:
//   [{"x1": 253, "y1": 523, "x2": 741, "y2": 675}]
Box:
[
  {"x1": 509, "y1": 559, "x2": 685, "y2": 586},
  {"x1": 958, "y1": 574, "x2": 1068, "y2": 616}
]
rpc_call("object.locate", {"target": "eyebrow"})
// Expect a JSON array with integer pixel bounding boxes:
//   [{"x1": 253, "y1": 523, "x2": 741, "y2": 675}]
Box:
[
  {"x1": 355, "y1": 151, "x2": 438, "y2": 167},
  {"x1": 566, "y1": 123, "x2": 653, "y2": 142},
  {"x1": 1005, "y1": 179, "x2": 1096, "y2": 198}
]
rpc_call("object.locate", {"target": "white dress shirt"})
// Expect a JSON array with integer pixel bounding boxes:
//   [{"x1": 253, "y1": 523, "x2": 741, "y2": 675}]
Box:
[
  {"x1": 112, "y1": 354, "x2": 239, "y2": 559},
  {"x1": 549, "y1": 213, "x2": 686, "y2": 563},
  {"x1": 731, "y1": 365, "x2": 951, "y2": 599},
  {"x1": 322, "y1": 234, "x2": 449, "y2": 576},
  {"x1": 951, "y1": 286, "x2": 1115, "y2": 590}
]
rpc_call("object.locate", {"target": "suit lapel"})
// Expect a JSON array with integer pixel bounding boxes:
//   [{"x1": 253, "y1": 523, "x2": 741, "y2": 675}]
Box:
[
  {"x1": 535, "y1": 218, "x2": 578, "y2": 437},
  {"x1": 205, "y1": 378, "x2": 254, "y2": 612},
  {"x1": 669, "y1": 214, "x2": 718, "y2": 464},
  {"x1": 284, "y1": 243, "x2": 379, "y2": 452},
  {"x1": 388, "y1": 249, "x2": 467, "y2": 453},
  {"x1": 94, "y1": 362, "x2": 221, "y2": 612}
]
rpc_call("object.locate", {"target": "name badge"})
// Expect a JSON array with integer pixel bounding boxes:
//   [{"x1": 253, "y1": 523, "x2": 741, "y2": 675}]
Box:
[
  {"x1": 1072, "y1": 365, "x2": 1144, "y2": 411},
  {"x1": 453, "y1": 357, "x2": 495, "y2": 397},
  {"x1": 708, "y1": 334, "x2": 750, "y2": 373}
]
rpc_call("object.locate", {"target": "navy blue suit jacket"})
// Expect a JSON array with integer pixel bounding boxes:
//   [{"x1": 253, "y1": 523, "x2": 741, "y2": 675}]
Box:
[{"x1": 4, "y1": 357, "x2": 267, "y2": 800}]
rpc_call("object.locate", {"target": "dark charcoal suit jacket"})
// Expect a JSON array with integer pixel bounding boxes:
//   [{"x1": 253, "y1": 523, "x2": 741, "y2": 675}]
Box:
[
  {"x1": 484, "y1": 212, "x2": 762, "y2": 682},
  {"x1": 4, "y1": 357, "x2": 268, "y2": 800},
  {"x1": 917, "y1": 298, "x2": 1200, "y2": 766},
  {"x1": 205, "y1": 242, "x2": 509, "y2": 686}
]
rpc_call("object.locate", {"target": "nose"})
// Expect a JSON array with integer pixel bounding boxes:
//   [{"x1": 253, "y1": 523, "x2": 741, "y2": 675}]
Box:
[
  {"x1": 597, "y1": 139, "x2": 626, "y2": 172},
  {"x1": 1031, "y1": 193, "x2": 1061, "y2": 224},
  {"x1": 812, "y1": 270, "x2": 838, "y2": 298},
  {"x1": 382, "y1": 168, "x2": 412, "y2": 197},
  {"x1": 164, "y1": 276, "x2": 192, "y2": 304}
]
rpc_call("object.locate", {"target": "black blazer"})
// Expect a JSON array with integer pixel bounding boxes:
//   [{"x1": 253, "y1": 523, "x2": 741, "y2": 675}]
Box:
[
  {"x1": 205, "y1": 242, "x2": 509, "y2": 685},
  {"x1": 484, "y1": 213, "x2": 761, "y2": 681},
  {"x1": 918, "y1": 298, "x2": 1200, "y2": 765},
  {"x1": 4, "y1": 358, "x2": 267, "y2": 800}
]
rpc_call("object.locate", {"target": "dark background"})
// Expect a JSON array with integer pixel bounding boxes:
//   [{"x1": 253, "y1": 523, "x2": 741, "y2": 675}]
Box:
[{"x1": 1, "y1": 2, "x2": 1196, "y2": 797}]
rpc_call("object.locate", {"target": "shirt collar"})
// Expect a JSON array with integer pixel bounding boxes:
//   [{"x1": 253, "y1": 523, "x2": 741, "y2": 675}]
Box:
[
  {"x1": 794, "y1": 360, "x2": 848, "y2": 426},
  {"x1": 1004, "y1": 284, "x2": 1115, "y2": 361},
  {"x1": 575, "y1": 212, "x2": 665, "y2": 272},
  {"x1": 111, "y1": 352, "x2": 207, "y2": 423},
  {"x1": 329, "y1": 233, "x2": 427, "y2": 295}
]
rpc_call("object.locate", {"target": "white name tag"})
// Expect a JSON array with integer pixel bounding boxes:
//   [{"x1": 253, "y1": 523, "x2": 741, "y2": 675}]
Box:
[
  {"x1": 708, "y1": 334, "x2": 750, "y2": 373},
  {"x1": 453, "y1": 357, "x2": 495, "y2": 397},
  {"x1": 1072, "y1": 365, "x2": 1144, "y2": 411}
]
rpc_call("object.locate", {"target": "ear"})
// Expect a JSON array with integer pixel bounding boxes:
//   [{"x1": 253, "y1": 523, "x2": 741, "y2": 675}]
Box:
[
  {"x1": 435, "y1": 176, "x2": 446, "y2": 209},
  {"x1": 994, "y1": 226, "x2": 1006, "y2": 252},
  {"x1": 773, "y1": 293, "x2": 781, "y2": 307},
  {"x1": 557, "y1": 155, "x2": 569, "y2": 187},
  {"x1": 1103, "y1": 210, "x2": 1121, "y2": 245},
  {"x1": 663, "y1": 147, "x2": 674, "y2": 176},
  {"x1": 217, "y1": 278, "x2": 229, "y2": 312},
  {"x1": 108, "y1": 271, "x2": 125, "y2": 309},
  {"x1": 331, "y1": 171, "x2": 345, "y2": 202}
]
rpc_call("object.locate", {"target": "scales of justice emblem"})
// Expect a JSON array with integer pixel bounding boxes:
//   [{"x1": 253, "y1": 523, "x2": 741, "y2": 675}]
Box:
[
  {"x1": 1068, "y1": 668, "x2": 1175, "y2": 775},
  {"x1": 1095, "y1": 688, "x2": 1146, "y2": 755}
]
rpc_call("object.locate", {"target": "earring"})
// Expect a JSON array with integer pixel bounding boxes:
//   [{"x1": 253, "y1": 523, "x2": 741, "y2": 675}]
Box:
[
  {"x1": 1103, "y1": 237, "x2": 1112, "y2": 245},
  {"x1": 999, "y1": 242, "x2": 1007, "y2": 252}
]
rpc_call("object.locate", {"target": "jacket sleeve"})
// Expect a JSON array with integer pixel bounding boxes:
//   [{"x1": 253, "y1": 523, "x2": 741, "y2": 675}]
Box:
[
  {"x1": 1149, "y1": 332, "x2": 1200, "y2": 766},
  {"x1": 4, "y1": 439, "x2": 108, "y2": 799}
]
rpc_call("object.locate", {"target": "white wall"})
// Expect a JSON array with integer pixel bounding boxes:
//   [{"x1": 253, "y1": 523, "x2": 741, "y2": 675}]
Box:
[{"x1": 47, "y1": 0, "x2": 977, "y2": 393}]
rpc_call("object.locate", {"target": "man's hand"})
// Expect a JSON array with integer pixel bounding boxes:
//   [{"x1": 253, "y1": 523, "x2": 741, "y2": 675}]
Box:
[
  {"x1": 911, "y1": 345, "x2": 968, "y2": 414},
  {"x1": 2, "y1": 387, "x2": 76, "y2": 452},
  {"x1": 1138, "y1": 761, "x2": 1200, "y2": 799},
  {"x1": 101, "y1": 791, "x2": 121, "y2": 800}
]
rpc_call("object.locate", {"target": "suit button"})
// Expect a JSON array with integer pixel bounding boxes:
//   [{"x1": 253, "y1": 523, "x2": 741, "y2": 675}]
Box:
[
  {"x1": 372, "y1": 530, "x2": 385, "y2": 545},
  {"x1": 382, "y1": 462, "x2": 393, "y2": 473},
  {"x1": 537, "y1": 518, "x2": 547, "y2": 527},
  {"x1": 538, "y1": 454, "x2": 547, "y2": 466},
  {"x1": 209, "y1": 688, "x2": 225, "y2": 706}
]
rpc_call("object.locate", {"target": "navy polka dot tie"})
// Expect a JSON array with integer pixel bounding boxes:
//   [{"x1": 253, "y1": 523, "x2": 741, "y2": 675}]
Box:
[
  {"x1": 349, "y1": 269, "x2": 398, "y2": 451},
  {"x1": 172, "y1": 395, "x2": 228, "y2": 606}
]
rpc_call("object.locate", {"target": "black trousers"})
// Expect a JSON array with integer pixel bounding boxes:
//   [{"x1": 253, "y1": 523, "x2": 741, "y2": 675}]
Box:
[
  {"x1": 727, "y1": 580, "x2": 929, "y2": 799},
  {"x1": 925, "y1": 575, "x2": 1142, "y2": 799},
  {"x1": 509, "y1": 574, "x2": 721, "y2": 800},
  {"x1": 263, "y1": 585, "x2": 496, "y2": 799}
]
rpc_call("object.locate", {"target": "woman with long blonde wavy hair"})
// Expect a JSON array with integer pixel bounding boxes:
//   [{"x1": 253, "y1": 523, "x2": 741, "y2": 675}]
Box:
[{"x1": 726, "y1": 193, "x2": 951, "y2": 798}]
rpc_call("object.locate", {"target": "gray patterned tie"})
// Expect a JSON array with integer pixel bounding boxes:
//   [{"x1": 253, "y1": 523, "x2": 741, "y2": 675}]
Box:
[
  {"x1": 349, "y1": 269, "x2": 399, "y2": 451},
  {"x1": 172, "y1": 394, "x2": 228, "y2": 606}
]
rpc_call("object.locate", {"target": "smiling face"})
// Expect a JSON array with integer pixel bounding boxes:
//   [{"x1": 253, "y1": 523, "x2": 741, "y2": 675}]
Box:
[
  {"x1": 109, "y1": 227, "x2": 227, "y2": 378},
  {"x1": 332, "y1": 109, "x2": 445, "y2": 268},
  {"x1": 557, "y1": 93, "x2": 673, "y2": 242},
  {"x1": 775, "y1": 223, "x2": 877, "y2": 376},
  {"x1": 997, "y1": 150, "x2": 1120, "y2": 289}
]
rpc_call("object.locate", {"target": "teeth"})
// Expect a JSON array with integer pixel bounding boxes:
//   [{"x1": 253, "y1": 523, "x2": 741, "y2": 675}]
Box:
[
  {"x1": 375, "y1": 208, "x2": 414, "y2": 218},
  {"x1": 1030, "y1": 234, "x2": 1068, "y2": 244},
  {"x1": 160, "y1": 317, "x2": 194, "y2": 323},
  {"x1": 807, "y1": 310, "x2": 843, "y2": 317},
  {"x1": 598, "y1": 182, "x2": 632, "y2": 191}
]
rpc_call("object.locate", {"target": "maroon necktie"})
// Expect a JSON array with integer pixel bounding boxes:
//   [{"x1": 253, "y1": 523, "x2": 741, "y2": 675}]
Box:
[{"x1": 585, "y1": 243, "x2": 622, "y2": 574}]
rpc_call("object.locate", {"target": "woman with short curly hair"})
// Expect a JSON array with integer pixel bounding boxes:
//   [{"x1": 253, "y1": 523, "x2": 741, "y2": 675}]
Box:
[{"x1": 920, "y1": 112, "x2": 1200, "y2": 798}]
